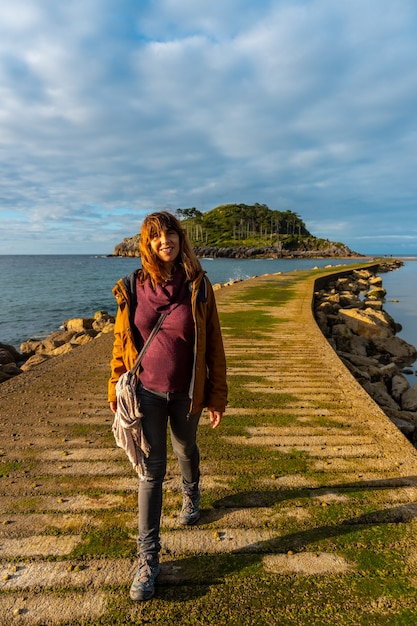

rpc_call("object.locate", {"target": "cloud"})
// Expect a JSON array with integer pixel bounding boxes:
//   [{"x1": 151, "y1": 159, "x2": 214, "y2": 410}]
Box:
[{"x1": 0, "y1": 0, "x2": 417, "y2": 254}]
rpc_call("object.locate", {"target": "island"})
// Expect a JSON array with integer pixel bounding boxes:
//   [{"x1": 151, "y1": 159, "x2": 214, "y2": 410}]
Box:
[{"x1": 110, "y1": 203, "x2": 362, "y2": 259}]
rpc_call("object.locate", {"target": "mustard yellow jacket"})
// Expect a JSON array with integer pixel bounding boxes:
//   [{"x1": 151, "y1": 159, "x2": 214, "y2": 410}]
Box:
[{"x1": 108, "y1": 269, "x2": 228, "y2": 414}]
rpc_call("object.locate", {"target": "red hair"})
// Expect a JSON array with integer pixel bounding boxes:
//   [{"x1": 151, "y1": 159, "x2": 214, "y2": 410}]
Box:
[{"x1": 139, "y1": 211, "x2": 202, "y2": 287}]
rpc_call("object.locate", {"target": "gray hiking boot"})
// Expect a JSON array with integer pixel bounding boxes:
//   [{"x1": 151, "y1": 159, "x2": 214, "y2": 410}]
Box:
[
  {"x1": 130, "y1": 554, "x2": 161, "y2": 601},
  {"x1": 179, "y1": 491, "x2": 200, "y2": 525}
]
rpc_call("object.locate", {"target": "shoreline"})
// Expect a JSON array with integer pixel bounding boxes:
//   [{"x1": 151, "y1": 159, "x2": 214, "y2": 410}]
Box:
[
  {"x1": 1, "y1": 259, "x2": 414, "y2": 384},
  {"x1": 1, "y1": 257, "x2": 369, "y2": 352}
]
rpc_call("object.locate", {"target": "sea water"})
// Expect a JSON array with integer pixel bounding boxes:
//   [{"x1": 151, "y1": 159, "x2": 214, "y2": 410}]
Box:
[
  {"x1": 377, "y1": 260, "x2": 417, "y2": 374},
  {"x1": 0, "y1": 255, "x2": 415, "y2": 356}
]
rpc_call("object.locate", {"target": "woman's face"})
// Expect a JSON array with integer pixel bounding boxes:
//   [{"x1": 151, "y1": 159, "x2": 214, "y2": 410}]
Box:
[{"x1": 150, "y1": 227, "x2": 180, "y2": 268}]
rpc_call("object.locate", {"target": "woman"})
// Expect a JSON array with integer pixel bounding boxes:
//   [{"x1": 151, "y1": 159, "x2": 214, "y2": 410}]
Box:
[{"x1": 108, "y1": 211, "x2": 227, "y2": 602}]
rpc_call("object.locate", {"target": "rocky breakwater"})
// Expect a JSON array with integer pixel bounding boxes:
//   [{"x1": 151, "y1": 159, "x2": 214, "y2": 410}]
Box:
[
  {"x1": 0, "y1": 311, "x2": 115, "y2": 384},
  {"x1": 314, "y1": 261, "x2": 417, "y2": 444}
]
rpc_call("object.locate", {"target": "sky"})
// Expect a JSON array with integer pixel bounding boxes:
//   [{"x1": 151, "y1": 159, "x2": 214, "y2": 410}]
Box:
[{"x1": 1, "y1": 0, "x2": 417, "y2": 256}]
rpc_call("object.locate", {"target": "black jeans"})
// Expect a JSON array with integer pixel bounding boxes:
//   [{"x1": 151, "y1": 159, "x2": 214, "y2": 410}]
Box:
[{"x1": 137, "y1": 385, "x2": 202, "y2": 556}]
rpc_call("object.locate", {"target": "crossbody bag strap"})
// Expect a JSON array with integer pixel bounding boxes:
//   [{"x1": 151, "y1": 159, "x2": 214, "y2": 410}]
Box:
[{"x1": 130, "y1": 313, "x2": 166, "y2": 376}]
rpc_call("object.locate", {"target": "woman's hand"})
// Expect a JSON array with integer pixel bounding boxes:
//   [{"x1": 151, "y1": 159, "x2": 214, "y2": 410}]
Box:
[
  {"x1": 208, "y1": 409, "x2": 222, "y2": 429},
  {"x1": 109, "y1": 401, "x2": 117, "y2": 414}
]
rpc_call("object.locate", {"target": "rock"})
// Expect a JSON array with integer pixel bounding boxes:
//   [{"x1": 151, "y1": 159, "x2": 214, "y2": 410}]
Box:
[
  {"x1": 352, "y1": 269, "x2": 372, "y2": 281},
  {"x1": 41, "y1": 331, "x2": 77, "y2": 354},
  {"x1": 339, "y1": 353, "x2": 379, "y2": 368},
  {"x1": 401, "y1": 385, "x2": 417, "y2": 411},
  {"x1": 369, "y1": 276, "x2": 383, "y2": 286},
  {"x1": 363, "y1": 300, "x2": 383, "y2": 311},
  {"x1": 363, "y1": 381, "x2": 401, "y2": 411},
  {"x1": 70, "y1": 333, "x2": 96, "y2": 346},
  {"x1": 317, "y1": 300, "x2": 340, "y2": 315},
  {"x1": 385, "y1": 408, "x2": 417, "y2": 427},
  {"x1": 0, "y1": 363, "x2": 22, "y2": 381},
  {"x1": 336, "y1": 278, "x2": 360, "y2": 294},
  {"x1": 391, "y1": 374, "x2": 410, "y2": 403},
  {"x1": 387, "y1": 414, "x2": 415, "y2": 436},
  {"x1": 338, "y1": 308, "x2": 395, "y2": 340},
  {"x1": 349, "y1": 335, "x2": 370, "y2": 357},
  {"x1": 0, "y1": 347, "x2": 16, "y2": 365},
  {"x1": 333, "y1": 328, "x2": 369, "y2": 356},
  {"x1": 0, "y1": 342, "x2": 22, "y2": 362},
  {"x1": 0, "y1": 370, "x2": 11, "y2": 383},
  {"x1": 339, "y1": 292, "x2": 363, "y2": 308},
  {"x1": 51, "y1": 343, "x2": 74, "y2": 356},
  {"x1": 378, "y1": 362, "x2": 399, "y2": 381},
  {"x1": 99, "y1": 323, "x2": 114, "y2": 334},
  {"x1": 372, "y1": 336, "x2": 417, "y2": 361},
  {"x1": 20, "y1": 354, "x2": 52, "y2": 371},
  {"x1": 356, "y1": 278, "x2": 371, "y2": 292},
  {"x1": 366, "y1": 287, "x2": 387, "y2": 300},
  {"x1": 92, "y1": 311, "x2": 115, "y2": 332},
  {"x1": 20, "y1": 339, "x2": 44, "y2": 357},
  {"x1": 63, "y1": 318, "x2": 94, "y2": 333}
]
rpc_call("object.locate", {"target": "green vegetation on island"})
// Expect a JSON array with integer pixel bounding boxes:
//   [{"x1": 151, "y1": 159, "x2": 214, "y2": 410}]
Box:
[{"x1": 112, "y1": 203, "x2": 361, "y2": 258}]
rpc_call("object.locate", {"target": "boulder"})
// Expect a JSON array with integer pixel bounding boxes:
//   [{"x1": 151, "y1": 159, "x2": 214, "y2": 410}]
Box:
[
  {"x1": 338, "y1": 292, "x2": 363, "y2": 309},
  {"x1": 316, "y1": 300, "x2": 340, "y2": 315},
  {"x1": 313, "y1": 262, "x2": 417, "y2": 445},
  {"x1": 391, "y1": 374, "x2": 410, "y2": 403},
  {"x1": 367, "y1": 287, "x2": 387, "y2": 300},
  {"x1": 0, "y1": 363, "x2": 22, "y2": 381},
  {"x1": 332, "y1": 327, "x2": 369, "y2": 357},
  {"x1": 356, "y1": 279, "x2": 371, "y2": 292},
  {"x1": 315, "y1": 311, "x2": 329, "y2": 334},
  {"x1": 0, "y1": 347, "x2": 16, "y2": 365},
  {"x1": 336, "y1": 278, "x2": 360, "y2": 294},
  {"x1": 401, "y1": 385, "x2": 417, "y2": 412},
  {"x1": 385, "y1": 408, "x2": 417, "y2": 427},
  {"x1": 363, "y1": 300, "x2": 383, "y2": 311},
  {"x1": 369, "y1": 276, "x2": 383, "y2": 286},
  {"x1": 338, "y1": 308, "x2": 395, "y2": 340},
  {"x1": 20, "y1": 339, "x2": 44, "y2": 357},
  {"x1": 20, "y1": 354, "x2": 52, "y2": 371},
  {"x1": 0, "y1": 342, "x2": 22, "y2": 362},
  {"x1": 92, "y1": 311, "x2": 115, "y2": 332},
  {"x1": 378, "y1": 362, "x2": 399, "y2": 381},
  {"x1": 99, "y1": 323, "x2": 114, "y2": 334},
  {"x1": 51, "y1": 343, "x2": 74, "y2": 357},
  {"x1": 0, "y1": 370, "x2": 11, "y2": 383},
  {"x1": 71, "y1": 333, "x2": 96, "y2": 346},
  {"x1": 363, "y1": 381, "x2": 401, "y2": 411},
  {"x1": 387, "y1": 414, "x2": 415, "y2": 436},
  {"x1": 339, "y1": 353, "x2": 379, "y2": 369},
  {"x1": 349, "y1": 335, "x2": 369, "y2": 357},
  {"x1": 372, "y1": 336, "x2": 417, "y2": 361},
  {"x1": 353, "y1": 269, "x2": 372, "y2": 281},
  {"x1": 41, "y1": 330, "x2": 77, "y2": 354},
  {"x1": 63, "y1": 317, "x2": 94, "y2": 333}
]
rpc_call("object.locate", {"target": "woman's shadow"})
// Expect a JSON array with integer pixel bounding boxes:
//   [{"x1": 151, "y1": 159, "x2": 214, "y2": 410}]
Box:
[{"x1": 158, "y1": 475, "x2": 417, "y2": 602}]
